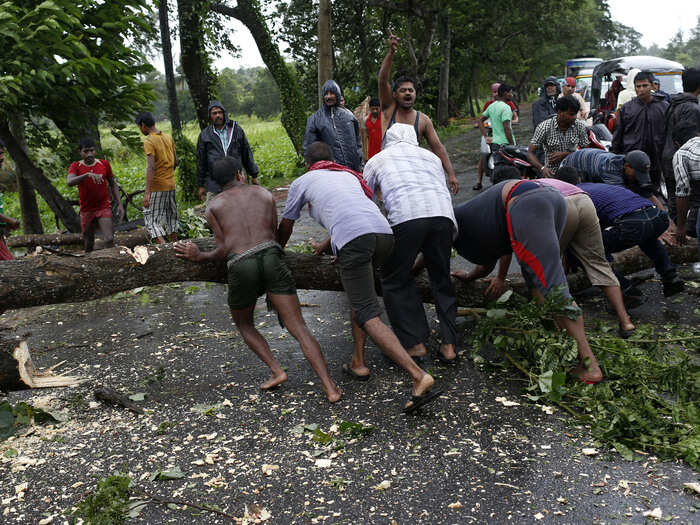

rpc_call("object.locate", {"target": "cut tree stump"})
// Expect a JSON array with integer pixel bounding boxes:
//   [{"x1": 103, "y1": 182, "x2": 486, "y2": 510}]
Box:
[
  {"x1": 0, "y1": 238, "x2": 697, "y2": 311},
  {"x1": 1, "y1": 338, "x2": 83, "y2": 392}
]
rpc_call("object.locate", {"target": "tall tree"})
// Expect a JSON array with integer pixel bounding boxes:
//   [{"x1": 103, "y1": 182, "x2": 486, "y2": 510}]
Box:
[
  {"x1": 436, "y1": 10, "x2": 451, "y2": 127},
  {"x1": 159, "y1": 0, "x2": 182, "y2": 138},
  {"x1": 8, "y1": 114, "x2": 43, "y2": 234},
  {"x1": 318, "y1": 0, "x2": 333, "y2": 105},
  {"x1": 211, "y1": 1, "x2": 307, "y2": 153},
  {"x1": 0, "y1": 0, "x2": 154, "y2": 232},
  {"x1": 177, "y1": 0, "x2": 216, "y2": 129}
]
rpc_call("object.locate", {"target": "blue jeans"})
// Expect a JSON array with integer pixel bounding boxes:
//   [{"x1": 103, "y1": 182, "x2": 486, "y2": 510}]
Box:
[{"x1": 601, "y1": 207, "x2": 676, "y2": 289}]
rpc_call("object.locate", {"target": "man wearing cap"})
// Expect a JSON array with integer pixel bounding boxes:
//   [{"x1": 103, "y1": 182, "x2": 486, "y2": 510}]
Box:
[
  {"x1": 651, "y1": 75, "x2": 671, "y2": 103},
  {"x1": 561, "y1": 148, "x2": 676, "y2": 243},
  {"x1": 532, "y1": 76, "x2": 561, "y2": 127},
  {"x1": 559, "y1": 77, "x2": 588, "y2": 121},
  {"x1": 196, "y1": 100, "x2": 259, "y2": 202}
]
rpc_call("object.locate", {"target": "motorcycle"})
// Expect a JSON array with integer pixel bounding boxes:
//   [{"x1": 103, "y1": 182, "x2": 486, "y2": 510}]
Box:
[{"x1": 486, "y1": 125, "x2": 611, "y2": 180}]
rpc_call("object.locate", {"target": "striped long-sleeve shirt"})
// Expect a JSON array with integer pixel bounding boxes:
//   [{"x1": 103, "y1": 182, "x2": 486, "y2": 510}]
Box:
[
  {"x1": 362, "y1": 124, "x2": 457, "y2": 233},
  {"x1": 673, "y1": 137, "x2": 700, "y2": 198}
]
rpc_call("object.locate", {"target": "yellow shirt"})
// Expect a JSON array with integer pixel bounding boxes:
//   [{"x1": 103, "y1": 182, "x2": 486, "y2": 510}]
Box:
[{"x1": 144, "y1": 131, "x2": 176, "y2": 192}]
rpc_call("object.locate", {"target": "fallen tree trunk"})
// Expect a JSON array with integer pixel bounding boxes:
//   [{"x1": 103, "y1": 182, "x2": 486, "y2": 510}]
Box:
[
  {"x1": 6, "y1": 229, "x2": 150, "y2": 250},
  {"x1": 1, "y1": 339, "x2": 83, "y2": 392},
  {"x1": 0, "y1": 238, "x2": 697, "y2": 311}
]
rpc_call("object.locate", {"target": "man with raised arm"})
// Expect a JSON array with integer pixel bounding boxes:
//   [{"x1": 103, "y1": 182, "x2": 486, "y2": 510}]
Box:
[
  {"x1": 378, "y1": 30, "x2": 459, "y2": 194},
  {"x1": 174, "y1": 157, "x2": 342, "y2": 403},
  {"x1": 277, "y1": 141, "x2": 441, "y2": 414}
]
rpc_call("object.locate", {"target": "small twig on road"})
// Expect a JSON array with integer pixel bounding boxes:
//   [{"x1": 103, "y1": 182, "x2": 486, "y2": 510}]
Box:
[{"x1": 133, "y1": 489, "x2": 237, "y2": 521}]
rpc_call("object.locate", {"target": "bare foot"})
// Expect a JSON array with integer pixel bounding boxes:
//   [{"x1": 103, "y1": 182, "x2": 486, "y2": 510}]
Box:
[
  {"x1": 404, "y1": 372, "x2": 436, "y2": 411},
  {"x1": 407, "y1": 343, "x2": 427, "y2": 358},
  {"x1": 261, "y1": 370, "x2": 288, "y2": 390},
  {"x1": 439, "y1": 343, "x2": 456, "y2": 360},
  {"x1": 324, "y1": 383, "x2": 343, "y2": 403},
  {"x1": 411, "y1": 372, "x2": 435, "y2": 398},
  {"x1": 620, "y1": 320, "x2": 635, "y2": 332},
  {"x1": 570, "y1": 363, "x2": 603, "y2": 384},
  {"x1": 349, "y1": 364, "x2": 370, "y2": 377}
]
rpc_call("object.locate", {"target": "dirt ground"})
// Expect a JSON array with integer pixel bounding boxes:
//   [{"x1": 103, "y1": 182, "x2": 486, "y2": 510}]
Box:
[{"x1": 1, "y1": 106, "x2": 700, "y2": 524}]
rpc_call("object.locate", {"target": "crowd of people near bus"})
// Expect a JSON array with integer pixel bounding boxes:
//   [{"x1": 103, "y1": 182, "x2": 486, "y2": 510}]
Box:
[{"x1": 1, "y1": 33, "x2": 698, "y2": 413}]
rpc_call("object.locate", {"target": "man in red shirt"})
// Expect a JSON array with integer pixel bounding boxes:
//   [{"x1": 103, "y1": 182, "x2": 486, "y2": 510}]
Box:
[
  {"x1": 365, "y1": 97, "x2": 382, "y2": 160},
  {"x1": 67, "y1": 138, "x2": 123, "y2": 252}
]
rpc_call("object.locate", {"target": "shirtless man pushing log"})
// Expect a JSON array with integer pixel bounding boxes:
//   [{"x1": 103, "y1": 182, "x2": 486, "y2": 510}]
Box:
[{"x1": 174, "y1": 157, "x2": 342, "y2": 403}]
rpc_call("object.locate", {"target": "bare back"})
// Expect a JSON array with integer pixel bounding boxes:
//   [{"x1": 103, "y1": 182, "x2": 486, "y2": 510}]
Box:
[{"x1": 206, "y1": 184, "x2": 278, "y2": 255}]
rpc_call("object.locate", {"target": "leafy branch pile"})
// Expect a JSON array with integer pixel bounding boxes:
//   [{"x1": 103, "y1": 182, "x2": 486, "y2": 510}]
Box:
[
  {"x1": 472, "y1": 291, "x2": 700, "y2": 468},
  {"x1": 0, "y1": 400, "x2": 59, "y2": 441}
]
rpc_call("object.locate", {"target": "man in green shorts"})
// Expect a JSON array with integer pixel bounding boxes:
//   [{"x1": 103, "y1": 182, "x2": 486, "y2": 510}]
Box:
[{"x1": 174, "y1": 157, "x2": 342, "y2": 403}]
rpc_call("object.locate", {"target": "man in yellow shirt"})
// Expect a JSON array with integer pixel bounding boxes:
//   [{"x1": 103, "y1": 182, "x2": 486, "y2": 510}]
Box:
[{"x1": 135, "y1": 112, "x2": 179, "y2": 244}]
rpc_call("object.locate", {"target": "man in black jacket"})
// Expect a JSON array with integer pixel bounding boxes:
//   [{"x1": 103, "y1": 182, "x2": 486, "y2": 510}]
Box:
[
  {"x1": 662, "y1": 68, "x2": 700, "y2": 223},
  {"x1": 303, "y1": 80, "x2": 363, "y2": 172},
  {"x1": 196, "y1": 101, "x2": 259, "y2": 202},
  {"x1": 611, "y1": 71, "x2": 669, "y2": 189}
]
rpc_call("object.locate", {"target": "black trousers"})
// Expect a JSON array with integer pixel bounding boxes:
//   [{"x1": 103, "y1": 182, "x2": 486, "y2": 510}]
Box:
[{"x1": 380, "y1": 217, "x2": 457, "y2": 348}]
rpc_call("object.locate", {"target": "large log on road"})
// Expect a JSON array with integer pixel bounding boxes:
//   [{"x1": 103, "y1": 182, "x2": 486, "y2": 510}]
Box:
[
  {"x1": 0, "y1": 239, "x2": 697, "y2": 311},
  {"x1": 6, "y1": 229, "x2": 150, "y2": 250}
]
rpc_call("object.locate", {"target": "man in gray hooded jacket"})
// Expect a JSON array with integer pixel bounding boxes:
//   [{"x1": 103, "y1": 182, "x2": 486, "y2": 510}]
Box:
[
  {"x1": 196, "y1": 100, "x2": 259, "y2": 201},
  {"x1": 303, "y1": 80, "x2": 363, "y2": 172},
  {"x1": 532, "y1": 77, "x2": 562, "y2": 128}
]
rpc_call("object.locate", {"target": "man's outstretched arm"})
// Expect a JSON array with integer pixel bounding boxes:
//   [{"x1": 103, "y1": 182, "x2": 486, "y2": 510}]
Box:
[
  {"x1": 174, "y1": 209, "x2": 228, "y2": 262},
  {"x1": 378, "y1": 31, "x2": 399, "y2": 111}
]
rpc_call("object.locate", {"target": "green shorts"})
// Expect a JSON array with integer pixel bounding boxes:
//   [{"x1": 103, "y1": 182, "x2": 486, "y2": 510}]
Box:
[{"x1": 226, "y1": 245, "x2": 296, "y2": 310}]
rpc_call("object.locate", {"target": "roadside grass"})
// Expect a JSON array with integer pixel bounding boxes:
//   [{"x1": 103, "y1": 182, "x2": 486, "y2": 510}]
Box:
[{"x1": 3, "y1": 116, "x2": 301, "y2": 235}]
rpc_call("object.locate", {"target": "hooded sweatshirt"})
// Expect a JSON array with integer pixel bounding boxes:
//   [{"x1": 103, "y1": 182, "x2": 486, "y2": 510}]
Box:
[
  {"x1": 616, "y1": 68, "x2": 641, "y2": 110},
  {"x1": 662, "y1": 92, "x2": 700, "y2": 161},
  {"x1": 303, "y1": 80, "x2": 363, "y2": 172},
  {"x1": 196, "y1": 100, "x2": 259, "y2": 194},
  {"x1": 532, "y1": 77, "x2": 562, "y2": 128}
]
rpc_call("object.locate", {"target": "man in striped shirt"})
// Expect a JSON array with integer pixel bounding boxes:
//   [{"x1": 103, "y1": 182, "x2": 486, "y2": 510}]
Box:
[
  {"x1": 527, "y1": 95, "x2": 590, "y2": 176},
  {"x1": 363, "y1": 124, "x2": 458, "y2": 364},
  {"x1": 672, "y1": 122, "x2": 700, "y2": 253}
]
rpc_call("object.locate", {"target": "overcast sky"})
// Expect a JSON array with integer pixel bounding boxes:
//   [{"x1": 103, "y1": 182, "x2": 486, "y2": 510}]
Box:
[
  {"x1": 609, "y1": 0, "x2": 700, "y2": 48},
  {"x1": 161, "y1": 0, "x2": 700, "y2": 73}
]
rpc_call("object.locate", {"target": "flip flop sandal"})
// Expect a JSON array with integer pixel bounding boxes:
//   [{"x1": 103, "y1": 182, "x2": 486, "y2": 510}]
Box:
[
  {"x1": 342, "y1": 363, "x2": 370, "y2": 382},
  {"x1": 403, "y1": 389, "x2": 443, "y2": 414}
]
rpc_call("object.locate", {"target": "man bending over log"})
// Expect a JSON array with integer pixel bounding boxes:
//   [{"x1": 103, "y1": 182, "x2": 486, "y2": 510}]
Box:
[
  {"x1": 174, "y1": 157, "x2": 342, "y2": 403},
  {"x1": 277, "y1": 141, "x2": 441, "y2": 413},
  {"x1": 451, "y1": 179, "x2": 603, "y2": 384},
  {"x1": 67, "y1": 138, "x2": 123, "y2": 252}
]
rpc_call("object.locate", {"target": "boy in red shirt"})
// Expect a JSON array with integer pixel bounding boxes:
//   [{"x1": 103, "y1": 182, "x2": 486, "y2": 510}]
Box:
[
  {"x1": 67, "y1": 138, "x2": 123, "y2": 252},
  {"x1": 365, "y1": 97, "x2": 382, "y2": 159}
]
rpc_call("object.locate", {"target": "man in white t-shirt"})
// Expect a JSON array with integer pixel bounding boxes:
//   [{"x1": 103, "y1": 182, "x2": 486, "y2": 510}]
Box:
[{"x1": 277, "y1": 141, "x2": 442, "y2": 414}]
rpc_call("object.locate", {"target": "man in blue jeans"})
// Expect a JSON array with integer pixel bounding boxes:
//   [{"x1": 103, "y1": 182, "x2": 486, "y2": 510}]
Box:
[{"x1": 556, "y1": 167, "x2": 685, "y2": 297}]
